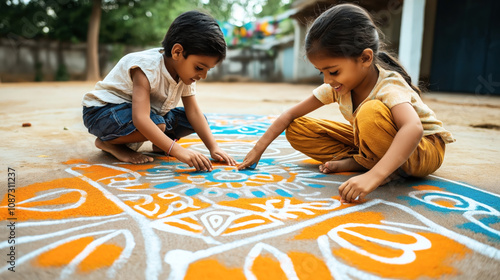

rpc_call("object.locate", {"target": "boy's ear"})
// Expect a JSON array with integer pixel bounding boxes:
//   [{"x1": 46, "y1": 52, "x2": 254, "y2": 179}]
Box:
[
  {"x1": 171, "y1": 43, "x2": 184, "y2": 60},
  {"x1": 359, "y1": 48, "x2": 374, "y2": 67}
]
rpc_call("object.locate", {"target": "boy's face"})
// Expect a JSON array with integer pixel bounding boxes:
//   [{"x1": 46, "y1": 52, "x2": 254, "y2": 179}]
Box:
[{"x1": 176, "y1": 54, "x2": 219, "y2": 85}]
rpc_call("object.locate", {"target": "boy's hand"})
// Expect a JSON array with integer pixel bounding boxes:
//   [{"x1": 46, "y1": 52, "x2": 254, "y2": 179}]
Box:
[
  {"x1": 210, "y1": 147, "x2": 237, "y2": 166},
  {"x1": 338, "y1": 172, "x2": 382, "y2": 203},
  {"x1": 237, "y1": 148, "x2": 262, "y2": 170},
  {"x1": 174, "y1": 146, "x2": 213, "y2": 171}
]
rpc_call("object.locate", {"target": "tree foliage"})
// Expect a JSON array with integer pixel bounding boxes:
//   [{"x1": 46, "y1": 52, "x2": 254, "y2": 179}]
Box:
[
  {"x1": 256, "y1": 0, "x2": 292, "y2": 18},
  {"x1": 1, "y1": 0, "x2": 275, "y2": 46},
  {"x1": 1, "y1": 0, "x2": 295, "y2": 80}
]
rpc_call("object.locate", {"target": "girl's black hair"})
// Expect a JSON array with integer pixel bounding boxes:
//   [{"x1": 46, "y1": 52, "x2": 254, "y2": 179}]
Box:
[
  {"x1": 162, "y1": 10, "x2": 226, "y2": 62},
  {"x1": 305, "y1": 3, "x2": 421, "y2": 95}
]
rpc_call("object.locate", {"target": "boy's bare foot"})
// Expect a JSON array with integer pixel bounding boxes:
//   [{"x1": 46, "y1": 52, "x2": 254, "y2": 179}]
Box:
[
  {"x1": 319, "y1": 158, "x2": 367, "y2": 174},
  {"x1": 95, "y1": 138, "x2": 153, "y2": 164}
]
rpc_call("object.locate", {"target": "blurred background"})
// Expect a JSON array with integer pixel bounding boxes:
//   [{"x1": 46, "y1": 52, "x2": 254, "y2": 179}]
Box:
[{"x1": 0, "y1": 0, "x2": 499, "y2": 95}]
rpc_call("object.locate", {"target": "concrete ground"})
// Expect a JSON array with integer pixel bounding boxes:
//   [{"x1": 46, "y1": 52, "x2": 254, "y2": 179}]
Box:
[
  {"x1": 1, "y1": 81, "x2": 500, "y2": 279},
  {"x1": 0, "y1": 81, "x2": 499, "y2": 192}
]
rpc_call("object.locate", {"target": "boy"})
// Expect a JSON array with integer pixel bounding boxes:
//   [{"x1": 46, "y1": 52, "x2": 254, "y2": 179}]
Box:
[{"x1": 82, "y1": 10, "x2": 236, "y2": 170}]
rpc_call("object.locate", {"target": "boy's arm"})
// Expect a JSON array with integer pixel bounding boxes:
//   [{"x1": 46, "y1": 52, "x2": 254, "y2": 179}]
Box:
[
  {"x1": 182, "y1": 95, "x2": 237, "y2": 166},
  {"x1": 131, "y1": 68, "x2": 174, "y2": 153},
  {"x1": 238, "y1": 95, "x2": 324, "y2": 170},
  {"x1": 131, "y1": 68, "x2": 213, "y2": 171},
  {"x1": 338, "y1": 102, "x2": 423, "y2": 202}
]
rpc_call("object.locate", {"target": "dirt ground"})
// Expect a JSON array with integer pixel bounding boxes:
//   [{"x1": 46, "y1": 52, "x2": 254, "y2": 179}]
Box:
[{"x1": 0, "y1": 81, "x2": 499, "y2": 192}]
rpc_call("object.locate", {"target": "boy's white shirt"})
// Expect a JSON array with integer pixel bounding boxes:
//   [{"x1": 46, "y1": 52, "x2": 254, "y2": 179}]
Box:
[{"x1": 82, "y1": 48, "x2": 195, "y2": 115}]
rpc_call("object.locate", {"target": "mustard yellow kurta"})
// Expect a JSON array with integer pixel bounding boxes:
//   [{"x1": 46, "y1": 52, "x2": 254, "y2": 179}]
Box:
[
  {"x1": 286, "y1": 100, "x2": 446, "y2": 177},
  {"x1": 284, "y1": 65, "x2": 453, "y2": 177}
]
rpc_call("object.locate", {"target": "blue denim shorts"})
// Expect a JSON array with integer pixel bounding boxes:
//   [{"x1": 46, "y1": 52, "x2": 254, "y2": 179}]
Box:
[{"x1": 83, "y1": 103, "x2": 198, "y2": 141}]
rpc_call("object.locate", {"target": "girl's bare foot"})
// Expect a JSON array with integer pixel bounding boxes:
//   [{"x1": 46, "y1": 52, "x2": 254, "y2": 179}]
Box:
[
  {"x1": 380, "y1": 171, "x2": 404, "y2": 185},
  {"x1": 95, "y1": 138, "x2": 153, "y2": 164},
  {"x1": 319, "y1": 158, "x2": 367, "y2": 174}
]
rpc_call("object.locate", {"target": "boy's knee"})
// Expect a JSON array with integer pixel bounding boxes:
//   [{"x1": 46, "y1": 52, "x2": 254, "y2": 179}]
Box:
[{"x1": 158, "y1": 123, "x2": 166, "y2": 132}]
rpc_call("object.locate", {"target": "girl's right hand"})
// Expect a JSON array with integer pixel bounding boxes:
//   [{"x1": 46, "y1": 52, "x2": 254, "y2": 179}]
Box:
[
  {"x1": 174, "y1": 146, "x2": 213, "y2": 171},
  {"x1": 237, "y1": 148, "x2": 262, "y2": 170}
]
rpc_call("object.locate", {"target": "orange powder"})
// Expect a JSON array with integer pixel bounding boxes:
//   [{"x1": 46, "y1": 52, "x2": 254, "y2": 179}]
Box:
[
  {"x1": 434, "y1": 199, "x2": 457, "y2": 208},
  {"x1": 184, "y1": 259, "x2": 245, "y2": 280},
  {"x1": 294, "y1": 211, "x2": 469, "y2": 279},
  {"x1": 288, "y1": 252, "x2": 331, "y2": 280},
  {"x1": 72, "y1": 165, "x2": 128, "y2": 182},
  {"x1": 163, "y1": 220, "x2": 203, "y2": 234},
  {"x1": 16, "y1": 191, "x2": 82, "y2": 209},
  {"x1": 185, "y1": 252, "x2": 331, "y2": 280},
  {"x1": 251, "y1": 254, "x2": 287, "y2": 280},
  {"x1": 219, "y1": 197, "x2": 342, "y2": 220},
  {"x1": 349, "y1": 227, "x2": 419, "y2": 245},
  {"x1": 294, "y1": 212, "x2": 385, "y2": 240},
  {"x1": 333, "y1": 232, "x2": 469, "y2": 279},
  {"x1": 413, "y1": 185, "x2": 456, "y2": 207},
  {"x1": 35, "y1": 237, "x2": 123, "y2": 273},
  {"x1": 223, "y1": 215, "x2": 274, "y2": 235},
  {"x1": 413, "y1": 185, "x2": 444, "y2": 191},
  {"x1": 79, "y1": 243, "x2": 123, "y2": 272},
  {"x1": 301, "y1": 159, "x2": 322, "y2": 165},
  {"x1": 36, "y1": 237, "x2": 94, "y2": 267},
  {"x1": 115, "y1": 163, "x2": 158, "y2": 173},
  {"x1": 0, "y1": 177, "x2": 123, "y2": 221},
  {"x1": 123, "y1": 192, "x2": 211, "y2": 219},
  {"x1": 64, "y1": 159, "x2": 89, "y2": 165},
  {"x1": 285, "y1": 171, "x2": 297, "y2": 182},
  {"x1": 336, "y1": 231, "x2": 406, "y2": 259}
]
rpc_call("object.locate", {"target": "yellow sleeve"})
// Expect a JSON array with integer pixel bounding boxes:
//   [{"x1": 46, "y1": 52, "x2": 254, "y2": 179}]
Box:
[{"x1": 312, "y1": 83, "x2": 336, "y2": 104}]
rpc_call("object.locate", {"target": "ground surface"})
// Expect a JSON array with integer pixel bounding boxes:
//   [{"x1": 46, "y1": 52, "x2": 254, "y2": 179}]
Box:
[
  {"x1": 0, "y1": 81, "x2": 499, "y2": 279},
  {"x1": 1, "y1": 81, "x2": 499, "y2": 190}
]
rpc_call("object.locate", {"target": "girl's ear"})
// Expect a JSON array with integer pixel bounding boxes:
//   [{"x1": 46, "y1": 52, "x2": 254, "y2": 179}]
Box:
[
  {"x1": 359, "y1": 48, "x2": 374, "y2": 67},
  {"x1": 171, "y1": 43, "x2": 184, "y2": 60}
]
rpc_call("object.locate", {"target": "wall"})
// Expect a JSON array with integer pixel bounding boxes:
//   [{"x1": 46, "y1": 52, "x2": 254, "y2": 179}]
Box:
[
  {"x1": 0, "y1": 38, "x2": 141, "y2": 82},
  {"x1": 206, "y1": 36, "x2": 297, "y2": 83},
  {"x1": 419, "y1": 0, "x2": 437, "y2": 84}
]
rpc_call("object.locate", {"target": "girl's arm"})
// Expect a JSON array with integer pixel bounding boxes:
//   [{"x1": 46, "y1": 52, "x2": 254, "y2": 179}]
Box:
[
  {"x1": 182, "y1": 95, "x2": 237, "y2": 166},
  {"x1": 238, "y1": 95, "x2": 324, "y2": 170},
  {"x1": 339, "y1": 102, "x2": 423, "y2": 202},
  {"x1": 131, "y1": 68, "x2": 213, "y2": 171}
]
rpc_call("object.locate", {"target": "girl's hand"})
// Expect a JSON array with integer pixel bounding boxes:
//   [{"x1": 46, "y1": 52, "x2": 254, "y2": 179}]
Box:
[
  {"x1": 210, "y1": 147, "x2": 237, "y2": 166},
  {"x1": 238, "y1": 148, "x2": 262, "y2": 170},
  {"x1": 338, "y1": 172, "x2": 384, "y2": 203},
  {"x1": 174, "y1": 146, "x2": 213, "y2": 171}
]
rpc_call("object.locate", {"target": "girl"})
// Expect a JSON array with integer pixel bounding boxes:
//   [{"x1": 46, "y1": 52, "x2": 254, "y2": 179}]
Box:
[{"x1": 238, "y1": 4, "x2": 454, "y2": 203}]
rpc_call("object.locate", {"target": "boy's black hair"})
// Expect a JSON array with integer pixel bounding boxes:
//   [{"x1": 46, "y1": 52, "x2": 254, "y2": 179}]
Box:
[{"x1": 162, "y1": 10, "x2": 226, "y2": 62}]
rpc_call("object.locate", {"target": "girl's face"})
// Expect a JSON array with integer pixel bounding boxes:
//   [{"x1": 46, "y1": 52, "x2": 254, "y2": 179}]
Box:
[{"x1": 307, "y1": 52, "x2": 368, "y2": 96}]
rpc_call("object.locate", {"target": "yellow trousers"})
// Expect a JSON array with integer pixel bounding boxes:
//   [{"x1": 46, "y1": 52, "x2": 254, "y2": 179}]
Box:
[{"x1": 285, "y1": 100, "x2": 445, "y2": 177}]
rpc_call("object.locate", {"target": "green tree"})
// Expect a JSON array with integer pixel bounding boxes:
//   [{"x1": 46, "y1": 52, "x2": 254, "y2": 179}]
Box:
[
  {"x1": 1, "y1": 0, "x2": 272, "y2": 81},
  {"x1": 201, "y1": 0, "x2": 240, "y2": 22},
  {"x1": 256, "y1": 0, "x2": 293, "y2": 17}
]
